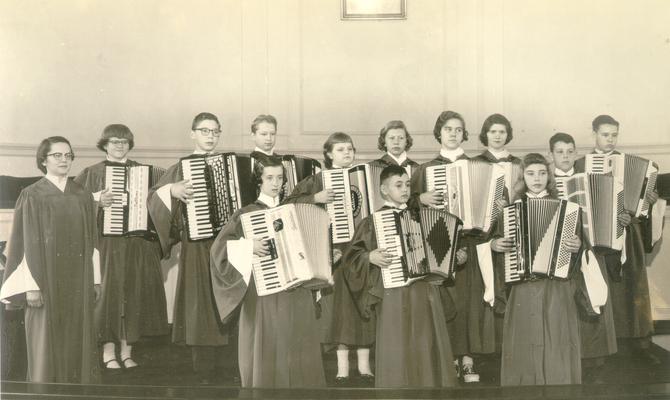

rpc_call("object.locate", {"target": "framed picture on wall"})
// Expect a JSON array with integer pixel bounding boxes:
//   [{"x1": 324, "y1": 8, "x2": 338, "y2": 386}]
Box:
[{"x1": 341, "y1": 0, "x2": 406, "y2": 20}]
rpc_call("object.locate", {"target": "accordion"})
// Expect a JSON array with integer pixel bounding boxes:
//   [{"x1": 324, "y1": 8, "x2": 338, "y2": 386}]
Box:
[
  {"x1": 373, "y1": 207, "x2": 462, "y2": 289},
  {"x1": 498, "y1": 161, "x2": 523, "y2": 201},
  {"x1": 103, "y1": 163, "x2": 167, "y2": 237},
  {"x1": 280, "y1": 155, "x2": 321, "y2": 200},
  {"x1": 556, "y1": 173, "x2": 624, "y2": 250},
  {"x1": 322, "y1": 165, "x2": 385, "y2": 244},
  {"x1": 180, "y1": 153, "x2": 255, "y2": 241},
  {"x1": 241, "y1": 203, "x2": 332, "y2": 296},
  {"x1": 425, "y1": 160, "x2": 505, "y2": 232},
  {"x1": 585, "y1": 153, "x2": 658, "y2": 217},
  {"x1": 503, "y1": 198, "x2": 580, "y2": 283}
]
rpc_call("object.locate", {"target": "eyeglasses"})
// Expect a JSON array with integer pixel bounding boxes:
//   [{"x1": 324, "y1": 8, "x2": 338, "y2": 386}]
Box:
[
  {"x1": 194, "y1": 128, "x2": 221, "y2": 137},
  {"x1": 108, "y1": 139, "x2": 129, "y2": 145},
  {"x1": 47, "y1": 152, "x2": 74, "y2": 161}
]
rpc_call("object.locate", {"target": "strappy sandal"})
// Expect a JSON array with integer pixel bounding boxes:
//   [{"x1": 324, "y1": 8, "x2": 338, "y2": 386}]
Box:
[
  {"x1": 121, "y1": 357, "x2": 138, "y2": 369},
  {"x1": 103, "y1": 358, "x2": 122, "y2": 369}
]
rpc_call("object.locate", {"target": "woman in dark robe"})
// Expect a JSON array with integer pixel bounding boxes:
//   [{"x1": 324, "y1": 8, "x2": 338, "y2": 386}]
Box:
[
  {"x1": 210, "y1": 156, "x2": 325, "y2": 387},
  {"x1": 75, "y1": 124, "x2": 168, "y2": 370},
  {"x1": 0, "y1": 136, "x2": 101, "y2": 383}
]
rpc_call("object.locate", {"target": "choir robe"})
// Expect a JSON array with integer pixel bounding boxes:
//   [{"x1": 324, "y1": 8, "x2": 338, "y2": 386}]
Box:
[
  {"x1": 1, "y1": 178, "x2": 100, "y2": 383},
  {"x1": 496, "y1": 193, "x2": 582, "y2": 386},
  {"x1": 557, "y1": 165, "x2": 617, "y2": 360},
  {"x1": 75, "y1": 160, "x2": 168, "y2": 343},
  {"x1": 341, "y1": 207, "x2": 458, "y2": 388},
  {"x1": 209, "y1": 201, "x2": 326, "y2": 388},
  {"x1": 368, "y1": 154, "x2": 420, "y2": 178},
  {"x1": 410, "y1": 153, "x2": 503, "y2": 356},
  {"x1": 283, "y1": 171, "x2": 376, "y2": 346},
  {"x1": 147, "y1": 158, "x2": 228, "y2": 346},
  {"x1": 576, "y1": 152, "x2": 655, "y2": 339}
]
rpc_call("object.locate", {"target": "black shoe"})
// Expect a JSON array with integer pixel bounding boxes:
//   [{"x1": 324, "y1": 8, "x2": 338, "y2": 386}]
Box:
[
  {"x1": 358, "y1": 373, "x2": 375, "y2": 386},
  {"x1": 334, "y1": 376, "x2": 351, "y2": 387}
]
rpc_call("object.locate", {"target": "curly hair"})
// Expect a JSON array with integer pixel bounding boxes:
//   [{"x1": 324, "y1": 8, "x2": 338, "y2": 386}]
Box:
[
  {"x1": 36, "y1": 136, "x2": 73, "y2": 174},
  {"x1": 512, "y1": 153, "x2": 557, "y2": 200},
  {"x1": 377, "y1": 120, "x2": 413, "y2": 152},
  {"x1": 433, "y1": 111, "x2": 468, "y2": 143}
]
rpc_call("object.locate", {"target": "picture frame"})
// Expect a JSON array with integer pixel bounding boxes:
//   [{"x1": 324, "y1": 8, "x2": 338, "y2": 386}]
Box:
[{"x1": 341, "y1": 0, "x2": 406, "y2": 20}]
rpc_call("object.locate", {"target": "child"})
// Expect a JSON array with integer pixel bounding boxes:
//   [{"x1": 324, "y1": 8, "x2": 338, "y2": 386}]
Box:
[
  {"x1": 575, "y1": 115, "x2": 660, "y2": 365},
  {"x1": 147, "y1": 112, "x2": 229, "y2": 383},
  {"x1": 472, "y1": 114, "x2": 521, "y2": 165},
  {"x1": 549, "y1": 132, "x2": 617, "y2": 382},
  {"x1": 491, "y1": 153, "x2": 582, "y2": 385},
  {"x1": 341, "y1": 165, "x2": 463, "y2": 387},
  {"x1": 410, "y1": 110, "x2": 494, "y2": 383},
  {"x1": 283, "y1": 132, "x2": 375, "y2": 385},
  {"x1": 249, "y1": 114, "x2": 278, "y2": 158},
  {"x1": 369, "y1": 120, "x2": 419, "y2": 178},
  {"x1": 209, "y1": 157, "x2": 325, "y2": 387},
  {"x1": 75, "y1": 124, "x2": 168, "y2": 370},
  {"x1": 0, "y1": 137, "x2": 101, "y2": 383}
]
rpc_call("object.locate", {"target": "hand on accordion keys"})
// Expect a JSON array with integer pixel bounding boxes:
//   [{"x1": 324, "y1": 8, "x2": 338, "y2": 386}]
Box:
[
  {"x1": 99, "y1": 188, "x2": 116, "y2": 208},
  {"x1": 456, "y1": 248, "x2": 468, "y2": 265},
  {"x1": 253, "y1": 238, "x2": 272, "y2": 257},
  {"x1": 419, "y1": 190, "x2": 445, "y2": 207},
  {"x1": 494, "y1": 198, "x2": 509, "y2": 214},
  {"x1": 618, "y1": 212, "x2": 632, "y2": 228},
  {"x1": 646, "y1": 190, "x2": 659, "y2": 206},
  {"x1": 170, "y1": 179, "x2": 194, "y2": 204},
  {"x1": 369, "y1": 248, "x2": 393, "y2": 268},
  {"x1": 332, "y1": 248, "x2": 343, "y2": 264},
  {"x1": 491, "y1": 237, "x2": 515, "y2": 253},
  {"x1": 314, "y1": 189, "x2": 336, "y2": 204}
]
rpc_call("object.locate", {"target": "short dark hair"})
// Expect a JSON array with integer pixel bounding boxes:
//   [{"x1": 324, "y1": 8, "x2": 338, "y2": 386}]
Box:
[
  {"x1": 97, "y1": 124, "x2": 135, "y2": 152},
  {"x1": 36, "y1": 136, "x2": 73, "y2": 174},
  {"x1": 592, "y1": 115, "x2": 619, "y2": 131},
  {"x1": 251, "y1": 114, "x2": 277, "y2": 133},
  {"x1": 377, "y1": 120, "x2": 413, "y2": 152},
  {"x1": 549, "y1": 132, "x2": 575, "y2": 152},
  {"x1": 479, "y1": 113, "x2": 513, "y2": 146},
  {"x1": 380, "y1": 165, "x2": 408, "y2": 185},
  {"x1": 433, "y1": 111, "x2": 469, "y2": 143},
  {"x1": 191, "y1": 112, "x2": 220, "y2": 130},
  {"x1": 252, "y1": 155, "x2": 284, "y2": 188},
  {"x1": 322, "y1": 132, "x2": 355, "y2": 169}
]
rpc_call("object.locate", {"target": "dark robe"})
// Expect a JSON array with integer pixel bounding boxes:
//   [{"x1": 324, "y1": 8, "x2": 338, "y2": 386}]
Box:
[
  {"x1": 283, "y1": 171, "x2": 376, "y2": 346},
  {"x1": 410, "y1": 153, "x2": 502, "y2": 356},
  {"x1": 369, "y1": 154, "x2": 420, "y2": 177},
  {"x1": 555, "y1": 166, "x2": 617, "y2": 359},
  {"x1": 147, "y1": 158, "x2": 228, "y2": 346},
  {"x1": 75, "y1": 160, "x2": 168, "y2": 343},
  {"x1": 1, "y1": 178, "x2": 100, "y2": 383},
  {"x1": 209, "y1": 201, "x2": 325, "y2": 388},
  {"x1": 576, "y1": 151, "x2": 655, "y2": 339},
  {"x1": 341, "y1": 207, "x2": 457, "y2": 388},
  {"x1": 495, "y1": 193, "x2": 582, "y2": 385},
  {"x1": 471, "y1": 150, "x2": 522, "y2": 165}
]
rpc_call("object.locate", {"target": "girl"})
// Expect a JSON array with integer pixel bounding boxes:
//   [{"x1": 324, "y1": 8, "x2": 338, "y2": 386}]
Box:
[
  {"x1": 472, "y1": 113, "x2": 521, "y2": 165},
  {"x1": 75, "y1": 124, "x2": 168, "y2": 370},
  {"x1": 209, "y1": 157, "x2": 325, "y2": 387},
  {"x1": 369, "y1": 120, "x2": 419, "y2": 178},
  {"x1": 283, "y1": 132, "x2": 375, "y2": 385},
  {"x1": 0, "y1": 137, "x2": 101, "y2": 383},
  {"x1": 491, "y1": 153, "x2": 582, "y2": 385}
]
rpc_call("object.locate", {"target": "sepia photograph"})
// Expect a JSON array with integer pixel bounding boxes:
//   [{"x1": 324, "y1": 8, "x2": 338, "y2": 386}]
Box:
[{"x1": 1, "y1": 0, "x2": 669, "y2": 399}]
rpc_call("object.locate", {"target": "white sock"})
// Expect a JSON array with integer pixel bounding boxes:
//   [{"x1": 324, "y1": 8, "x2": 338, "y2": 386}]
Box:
[
  {"x1": 120, "y1": 340, "x2": 132, "y2": 360},
  {"x1": 103, "y1": 342, "x2": 116, "y2": 362},
  {"x1": 462, "y1": 355, "x2": 474, "y2": 367},
  {"x1": 336, "y1": 349, "x2": 350, "y2": 377},
  {"x1": 357, "y1": 348, "x2": 373, "y2": 375}
]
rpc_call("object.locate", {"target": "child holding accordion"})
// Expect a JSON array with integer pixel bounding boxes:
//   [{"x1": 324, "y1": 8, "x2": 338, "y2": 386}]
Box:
[
  {"x1": 491, "y1": 153, "x2": 584, "y2": 385},
  {"x1": 341, "y1": 165, "x2": 465, "y2": 387}
]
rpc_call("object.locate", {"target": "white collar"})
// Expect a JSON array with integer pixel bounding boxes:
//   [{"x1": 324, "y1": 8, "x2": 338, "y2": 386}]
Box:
[
  {"x1": 106, "y1": 156, "x2": 127, "y2": 164},
  {"x1": 526, "y1": 190, "x2": 548, "y2": 198},
  {"x1": 386, "y1": 151, "x2": 407, "y2": 165},
  {"x1": 439, "y1": 147, "x2": 465, "y2": 162},
  {"x1": 554, "y1": 167, "x2": 574, "y2": 177},
  {"x1": 193, "y1": 150, "x2": 213, "y2": 155},
  {"x1": 594, "y1": 148, "x2": 614, "y2": 155},
  {"x1": 257, "y1": 192, "x2": 280, "y2": 208},
  {"x1": 331, "y1": 163, "x2": 350, "y2": 169},
  {"x1": 488, "y1": 148, "x2": 510, "y2": 159},
  {"x1": 383, "y1": 201, "x2": 407, "y2": 210},
  {"x1": 254, "y1": 147, "x2": 274, "y2": 156},
  {"x1": 45, "y1": 172, "x2": 68, "y2": 192}
]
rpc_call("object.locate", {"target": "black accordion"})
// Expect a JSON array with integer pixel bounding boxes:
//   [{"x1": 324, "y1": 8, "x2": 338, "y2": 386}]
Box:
[
  {"x1": 279, "y1": 155, "x2": 321, "y2": 200},
  {"x1": 103, "y1": 163, "x2": 167, "y2": 237},
  {"x1": 373, "y1": 207, "x2": 462, "y2": 288},
  {"x1": 556, "y1": 173, "x2": 624, "y2": 250},
  {"x1": 180, "y1": 153, "x2": 255, "y2": 241},
  {"x1": 585, "y1": 153, "x2": 658, "y2": 217},
  {"x1": 322, "y1": 165, "x2": 385, "y2": 244},
  {"x1": 241, "y1": 203, "x2": 332, "y2": 296},
  {"x1": 503, "y1": 198, "x2": 580, "y2": 284}
]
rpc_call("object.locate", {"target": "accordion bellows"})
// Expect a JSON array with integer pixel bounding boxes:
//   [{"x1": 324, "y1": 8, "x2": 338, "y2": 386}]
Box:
[{"x1": 241, "y1": 203, "x2": 332, "y2": 296}]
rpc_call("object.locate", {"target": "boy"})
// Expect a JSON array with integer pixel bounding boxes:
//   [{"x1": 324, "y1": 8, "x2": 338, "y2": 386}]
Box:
[
  {"x1": 341, "y1": 165, "x2": 464, "y2": 387},
  {"x1": 549, "y1": 132, "x2": 617, "y2": 382},
  {"x1": 575, "y1": 115, "x2": 660, "y2": 366}
]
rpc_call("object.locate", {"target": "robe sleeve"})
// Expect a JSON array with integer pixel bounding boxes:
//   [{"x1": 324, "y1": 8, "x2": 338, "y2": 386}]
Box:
[
  {"x1": 341, "y1": 217, "x2": 383, "y2": 320},
  {"x1": 282, "y1": 174, "x2": 322, "y2": 205},
  {"x1": 408, "y1": 164, "x2": 427, "y2": 211},
  {"x1": 210, "y1": 209, "x2": 252, "y2": 324},
  {"x1": 148, "y1": 163, "x2": 183, "y2": 258}
]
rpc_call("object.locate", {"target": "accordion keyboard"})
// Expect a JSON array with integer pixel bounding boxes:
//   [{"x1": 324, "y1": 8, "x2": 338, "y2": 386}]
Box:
[
  {"x1": 373, "y1": 210, "x2": 407, "y2": 288},
  {"x1": 323, "y1": 169, "x2": 354, "y2": 243},
  {"x1": 241, "y1": 211, "x2": 282, "y2": 293},
  {"x1": 182, "y1": 158, "x2": 214, "y2": 240},
  {"x1": 103, "y1": 165, "x2": 128, "y2": 235},
  {"x1": 503, "y1": 205, "x2": 522, "y2": 283}
]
